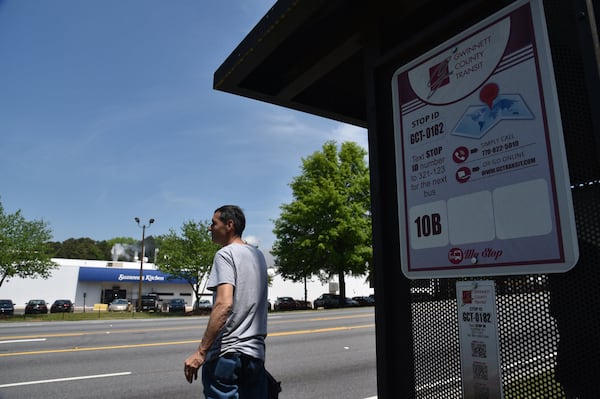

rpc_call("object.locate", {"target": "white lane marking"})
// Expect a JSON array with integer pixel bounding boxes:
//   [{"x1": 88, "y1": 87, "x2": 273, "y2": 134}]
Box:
[
  {"x1": 0, "y1": 372, "x2": 132, "y2": 388},
  {"x1": 0, "y1": 338, "x2": 47, "y2": 344},
  {"x1": 363, "y1": 396, "x2": 377, "y2": 399}
]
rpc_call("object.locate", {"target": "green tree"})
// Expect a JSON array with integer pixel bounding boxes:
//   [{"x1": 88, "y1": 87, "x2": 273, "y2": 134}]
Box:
[
  {"x1": 155, "y1": 220, "x2": 219, "y2": 308},
  {"x1": 271, "y1": 141, "x2": 372, "y2": 304},
  {"x1": 54, "y1": 237, "x2": 106, "y2": 260},
  {"x1": 96, "y1": 240, "x2": 113, "y2": 261},
  {"x1": 48, "y1": 236, "x2": 157, "y2": 262},
  {"x1": 46, "y1": 241, "x2": 62, "y2": 257},
  {"x1": 0, "y1": 201, "x2": 57, "y2": 288}
]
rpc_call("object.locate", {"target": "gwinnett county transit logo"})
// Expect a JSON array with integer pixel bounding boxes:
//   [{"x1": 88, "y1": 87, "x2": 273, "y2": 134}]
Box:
[
  {"x1": 427, "y1": 48, "x2": 456, "y2": 99},
  {"x1": 428, "y1": 59, "x2": 450, "y2": 97},
  {"x1": 461, "y1": 290, "x2": 472, "y2": 306}
]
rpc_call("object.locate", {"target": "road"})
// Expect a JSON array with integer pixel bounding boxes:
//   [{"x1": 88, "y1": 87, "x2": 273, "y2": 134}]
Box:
[{"x1": 0, "y1": 308, "x2": 377, "y2": 399}]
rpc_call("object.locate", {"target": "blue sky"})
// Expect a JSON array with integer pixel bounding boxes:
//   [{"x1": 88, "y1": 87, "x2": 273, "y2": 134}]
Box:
[{"x1": 0, "y1": 0, "x2": 368, "y2": 251}]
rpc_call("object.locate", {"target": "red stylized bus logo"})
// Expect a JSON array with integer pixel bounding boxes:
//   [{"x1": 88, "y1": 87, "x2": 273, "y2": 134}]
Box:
[{"x1": 448, "y1": 248, "x2": 463, "y2": 264}]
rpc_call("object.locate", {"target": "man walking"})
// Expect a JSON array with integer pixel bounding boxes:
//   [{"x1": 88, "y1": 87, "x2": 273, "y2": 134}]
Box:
[{"x1": 184, "y1": 205, "x2": 269, "y2": 398}]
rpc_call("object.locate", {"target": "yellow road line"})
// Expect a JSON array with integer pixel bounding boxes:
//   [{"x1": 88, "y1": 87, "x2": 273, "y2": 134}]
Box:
[
  {"x1": 0, "y1": 340, "x2": 195, "y2": 357},
  {"x1": 0, "y1": 312, "x2": 374, "y2": 340},
  {"x1": 269, "y1": 324, "x2": 374, "y2": 337},
  {"x1": 0, "y1": 326, "x2": 194, "y2": 341},
  {"x1": 0, "y1": 323, "x2": 374, "y2": 357}
]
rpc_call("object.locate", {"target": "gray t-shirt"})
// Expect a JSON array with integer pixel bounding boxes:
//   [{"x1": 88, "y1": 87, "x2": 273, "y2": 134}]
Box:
[{"x1": 205, "y1": 243, "x2": 268, "y2": 362}]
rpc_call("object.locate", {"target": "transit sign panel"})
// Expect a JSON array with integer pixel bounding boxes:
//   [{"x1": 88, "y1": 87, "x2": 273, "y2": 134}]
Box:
[{"x1": 391, "y1": 0, "x2": 578, "y2": 278}]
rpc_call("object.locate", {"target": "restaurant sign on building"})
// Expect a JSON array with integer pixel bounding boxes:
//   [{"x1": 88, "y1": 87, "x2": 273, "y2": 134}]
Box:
[{"x1": 78, "y1": 266, "x2": 188, "y2": 284}]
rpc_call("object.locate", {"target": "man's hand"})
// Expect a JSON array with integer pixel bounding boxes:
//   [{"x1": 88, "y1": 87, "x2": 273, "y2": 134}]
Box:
[
  {"x1": 184, "y1": 284, "x2": 232, "y2": 383},
  {"x1": 184, "y1": 350, "x2": 205, "y2": 383}
]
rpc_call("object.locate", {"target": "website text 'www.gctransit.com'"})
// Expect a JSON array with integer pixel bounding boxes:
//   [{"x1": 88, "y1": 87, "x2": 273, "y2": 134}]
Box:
[{"x1": 481, "y1": 157, "x2": 536, "y2": 176}]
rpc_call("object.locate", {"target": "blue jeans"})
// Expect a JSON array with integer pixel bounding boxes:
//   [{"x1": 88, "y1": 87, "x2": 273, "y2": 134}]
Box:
[{"x1": 202, "y1": 353, "x2": 267, "y2": 399}]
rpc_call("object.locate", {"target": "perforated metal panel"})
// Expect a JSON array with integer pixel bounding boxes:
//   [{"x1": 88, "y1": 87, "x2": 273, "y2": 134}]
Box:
[{"x1": 408, "y1": 0, "x2": 600, "y2": 397}]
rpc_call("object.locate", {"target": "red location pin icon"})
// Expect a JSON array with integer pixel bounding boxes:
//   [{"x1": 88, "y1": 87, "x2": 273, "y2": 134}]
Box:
[{"x1": 480, "y1": 82, "x2": 499, "y2": 110}]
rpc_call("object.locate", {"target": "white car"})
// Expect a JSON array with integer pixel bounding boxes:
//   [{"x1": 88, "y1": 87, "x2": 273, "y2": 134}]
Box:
[
  {"x1": 195, "y1": 299, "x2": 212, "y2": 310},
  {"x1": 108, "y1": 298, "x2": 130, "y2": 311}
]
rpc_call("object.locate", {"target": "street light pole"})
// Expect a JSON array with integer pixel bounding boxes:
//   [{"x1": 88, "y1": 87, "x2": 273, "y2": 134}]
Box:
[{"x1": 135, "y1": 217, "x2": 154, "y2": 312}]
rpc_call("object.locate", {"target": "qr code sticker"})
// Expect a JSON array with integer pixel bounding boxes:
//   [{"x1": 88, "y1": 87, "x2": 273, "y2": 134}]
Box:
[
  {"x1": 473, "y1": 361, "x2": 488, "y2": 380},
  {"x1": 471, "y1": 340, "x2": 487, "y2": 358},
  {"x1": 474, "y1": 382, "x2": 490, "y2": 399}
]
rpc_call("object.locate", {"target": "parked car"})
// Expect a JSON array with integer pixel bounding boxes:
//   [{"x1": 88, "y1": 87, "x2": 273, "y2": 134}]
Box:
[
  {"x1": 313, "y1": 293, "x2": 341, "y2": 309},
  {"x1": 344, "y1": 297, "x2": 360, "y2": 307},
  {"x1": 136, "y1": 294, "x2": 161, "y2": 312},
  {"x1": 25, "y1": 299, "x2": 48, "y2": 314},
  {"x1": 195, "y1": 299, "x2": 213, "y2": 311},
  {"x1": 167, "y1": 298, "x2": 186, "y2": 313},
  {"x1": 295, "y1": 299, "x2": 312, "y2": 310},
  {"x1": 108, "y1": 298, "x2": 130, "y2": 312},
  {"x1": 352, "y1": 296, "x2": 375, "y2": 306},
  {"x1": 50, "y1": 299, "x2": 74, "y2": 313},
  {"x1": 0, "y1": 299, "x2": 14, "y2": 316},
  {"x1": 274, "y1": 296, "x2": 297, "y2": 311}
]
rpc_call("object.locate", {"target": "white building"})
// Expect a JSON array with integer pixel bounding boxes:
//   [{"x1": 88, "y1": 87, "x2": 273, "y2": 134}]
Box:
[{"x1": 1, "y1": 257, "x2": 373, "y2": 310}]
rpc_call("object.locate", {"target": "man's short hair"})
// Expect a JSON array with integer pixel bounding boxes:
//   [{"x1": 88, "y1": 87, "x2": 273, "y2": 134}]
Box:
[{"x1": 215, "y1": 205, "x2": 246, "y2": 236}]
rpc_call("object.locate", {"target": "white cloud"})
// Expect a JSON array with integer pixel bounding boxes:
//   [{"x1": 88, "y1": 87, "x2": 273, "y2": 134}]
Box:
[
  {"x1": 331, "y1": 124, "x2": 368, "y2": 151},
  {"x1": 244, "y1": 235, "x2": 260, "y2": 247}
]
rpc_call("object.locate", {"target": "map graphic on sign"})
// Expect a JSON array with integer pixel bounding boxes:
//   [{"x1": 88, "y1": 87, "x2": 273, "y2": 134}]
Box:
[{"x1": 453, "y1": 93, "x2": 534, "y2": 139}]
